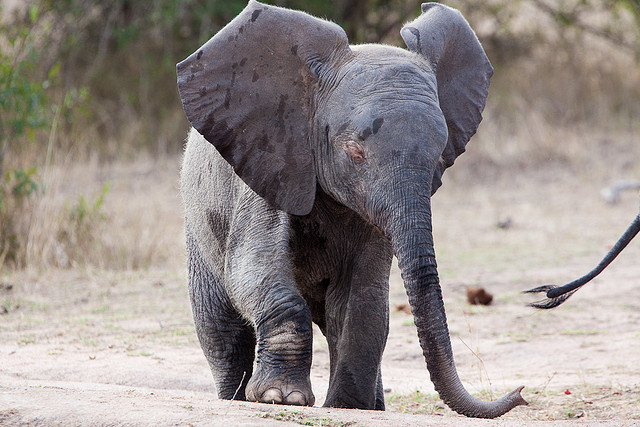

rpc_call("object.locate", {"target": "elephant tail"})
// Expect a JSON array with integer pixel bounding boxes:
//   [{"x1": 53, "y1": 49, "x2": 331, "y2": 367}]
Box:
[{"x1": 525, "y1": 213, "x2": 640, "y2": 309}]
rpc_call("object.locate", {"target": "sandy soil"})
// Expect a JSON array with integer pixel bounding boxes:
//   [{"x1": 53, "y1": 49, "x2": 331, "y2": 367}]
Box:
[{"x1": 1, "y1": 155, "x2": 639, "y2": 426}]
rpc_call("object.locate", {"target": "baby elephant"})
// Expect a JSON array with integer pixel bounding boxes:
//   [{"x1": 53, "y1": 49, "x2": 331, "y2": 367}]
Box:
[{"x1": 177, "y1": 1, "x2": 526, "y2": 418}]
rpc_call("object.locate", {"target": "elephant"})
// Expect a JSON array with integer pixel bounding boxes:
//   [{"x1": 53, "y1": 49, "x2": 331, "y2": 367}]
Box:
[
  {"x1": 177, "y1": 0, "x2": 527, "y2": 418},
  {"x1": 526, "y1": 203, "x2": 639, "y2": 308}
]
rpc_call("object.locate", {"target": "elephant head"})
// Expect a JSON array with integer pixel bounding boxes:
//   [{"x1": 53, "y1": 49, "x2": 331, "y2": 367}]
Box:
[{"x1": 177, "y1": 1, "x2": 527, "y2": 418}]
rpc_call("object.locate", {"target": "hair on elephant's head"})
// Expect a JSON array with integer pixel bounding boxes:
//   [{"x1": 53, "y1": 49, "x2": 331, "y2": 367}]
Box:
[{"x1": 177, "y1": 1, "x2": 526, "y2": 418}]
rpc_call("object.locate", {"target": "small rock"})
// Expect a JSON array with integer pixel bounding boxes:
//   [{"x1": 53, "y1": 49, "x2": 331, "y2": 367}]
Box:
[
  {"x1": 394, "y1": 303, "x2": 412, "y2": 315},
  {"x1": 466, "y1": 286, "x2": 493, "y2": 305},
  {"x1": 496, "y1": 217, "x2": 512, "y2": 230}
]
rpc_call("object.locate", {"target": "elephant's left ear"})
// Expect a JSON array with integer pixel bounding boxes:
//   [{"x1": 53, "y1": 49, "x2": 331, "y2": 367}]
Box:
[{"x1": 401, "y1": 3, "x2": 493, "y2": 194}]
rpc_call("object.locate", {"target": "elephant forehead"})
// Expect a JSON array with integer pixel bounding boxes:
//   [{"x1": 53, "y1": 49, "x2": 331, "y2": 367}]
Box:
[
  {"x1": 327, "y1": 73, "x2": 441, "y2": 127},
  {"x1": 350, "y1": 43, "x2": 431, "y2": 68},
  {"x1": 333, "y1": 48, "x2": 438, "y2": 105},
  {"x1": 349, "y1": 44, "x2": 433, "y2": 79}
]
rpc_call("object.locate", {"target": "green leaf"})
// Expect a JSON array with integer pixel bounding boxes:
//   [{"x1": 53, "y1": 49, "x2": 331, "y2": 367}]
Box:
[
  {"x1": 29, "y1": 5, "x2": 39, "y2": 24},
  {"x1": 48, "y1": 61, "x2": 61, "y2": 81}
]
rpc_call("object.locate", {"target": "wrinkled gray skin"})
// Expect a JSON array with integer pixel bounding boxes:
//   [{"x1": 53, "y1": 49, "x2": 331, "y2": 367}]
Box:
[{"x1": 178, "y1": 1, "x2": 527, "y2": 418}]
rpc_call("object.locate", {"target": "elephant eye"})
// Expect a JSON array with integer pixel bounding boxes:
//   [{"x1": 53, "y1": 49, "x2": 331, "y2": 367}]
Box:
[{"x1": 343, "y1": 140, "x2": 366, "y2": 165}]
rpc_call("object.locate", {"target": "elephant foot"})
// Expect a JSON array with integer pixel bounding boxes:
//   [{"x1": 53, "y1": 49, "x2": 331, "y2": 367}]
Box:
[{"x1": 245, "y1": 370, "x2": 315, "y2": 406}]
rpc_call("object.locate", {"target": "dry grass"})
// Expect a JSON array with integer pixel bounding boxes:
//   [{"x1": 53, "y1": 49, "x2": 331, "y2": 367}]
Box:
[{"x1": 16, "y1": 155, "x2": 185, "y2": 271}]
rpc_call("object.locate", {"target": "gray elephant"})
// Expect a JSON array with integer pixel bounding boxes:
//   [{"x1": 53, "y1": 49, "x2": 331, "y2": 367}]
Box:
[{"x1": 177, "y1": 1, "x2": 527, "y2": 418}]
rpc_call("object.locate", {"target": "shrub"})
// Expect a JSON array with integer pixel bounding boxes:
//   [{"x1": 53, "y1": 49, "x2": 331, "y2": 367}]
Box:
[{"x1": 55, "y1": 183, "x2": 110, "y2": 268}]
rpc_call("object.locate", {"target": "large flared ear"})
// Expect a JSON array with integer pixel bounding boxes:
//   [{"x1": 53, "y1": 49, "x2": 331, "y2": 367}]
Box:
[
  {"x1": 177, "y1": 0, "x2": 350, "y2": 215},
  {"x1": 401, "y1": 3, "x2": 493, "y2": 194}
]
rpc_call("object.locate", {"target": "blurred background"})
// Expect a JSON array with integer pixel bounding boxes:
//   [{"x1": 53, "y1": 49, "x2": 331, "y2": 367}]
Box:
[{"x1": 1, "y1": 0, "x2": 639, "y2": 271}]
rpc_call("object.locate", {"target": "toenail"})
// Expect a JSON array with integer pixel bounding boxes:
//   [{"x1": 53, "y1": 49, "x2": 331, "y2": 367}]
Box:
[
  {"x1": 285, "y1": 391, "x2": 306, "y2": 406},
  {"x1": 262, "y1": 388, "x2": 283, "y2": 404}
]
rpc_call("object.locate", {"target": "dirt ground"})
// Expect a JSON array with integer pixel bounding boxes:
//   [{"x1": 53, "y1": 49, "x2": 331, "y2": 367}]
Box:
[{"x1": 1, "y1": 153, "x2": 639, "y2": 426}]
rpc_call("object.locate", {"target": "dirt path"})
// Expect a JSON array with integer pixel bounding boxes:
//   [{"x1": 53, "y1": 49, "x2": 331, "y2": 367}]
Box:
[{"x1": 1, "y1": 158, "x2": 639, "y2": 425}]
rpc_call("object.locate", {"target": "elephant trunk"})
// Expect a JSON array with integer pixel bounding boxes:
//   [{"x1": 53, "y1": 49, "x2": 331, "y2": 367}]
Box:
[{"x1": 386, "y1": 197, "x2": 527, "y2": 418}]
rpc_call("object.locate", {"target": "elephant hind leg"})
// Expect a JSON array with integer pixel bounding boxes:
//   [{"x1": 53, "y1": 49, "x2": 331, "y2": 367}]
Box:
[{"x1": 187, "y1": 234, "x2": 255, "y2": 400}]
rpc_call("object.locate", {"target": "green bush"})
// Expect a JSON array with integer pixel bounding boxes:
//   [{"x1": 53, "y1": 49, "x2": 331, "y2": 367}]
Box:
[{"x1": 0, "y1": 4, "x2": 50, "y2": 162}]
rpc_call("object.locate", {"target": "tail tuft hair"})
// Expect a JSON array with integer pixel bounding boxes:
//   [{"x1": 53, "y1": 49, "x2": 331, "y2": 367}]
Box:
[{"x1": 523, "y1": 285, "x2": 581, "y2": 309}]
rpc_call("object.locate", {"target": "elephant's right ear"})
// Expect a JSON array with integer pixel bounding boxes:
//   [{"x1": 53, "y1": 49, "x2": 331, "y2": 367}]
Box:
[
  {"x1": 177, "y1": 0, "x2": 350, "y2": 215},
  {"x1": 401, "y1": 3, "x2": 493, "y2": 194}
]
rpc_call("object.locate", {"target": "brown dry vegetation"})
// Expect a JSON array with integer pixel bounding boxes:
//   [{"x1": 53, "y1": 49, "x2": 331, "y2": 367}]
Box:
[{"x1": 1, "y1": 0, "x2": 640, "y2": 425}]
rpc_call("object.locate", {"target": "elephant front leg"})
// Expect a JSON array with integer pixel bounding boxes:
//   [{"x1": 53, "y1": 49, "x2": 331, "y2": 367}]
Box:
[
  {"x1": 241, "y1": 282, "x2": 316, "y2": 406},
  {"x1": 323, "y1": 245, "x2": 392, "y2": 410},
  {"x1": 323, "y1": 280, "x2": 389, "y2": 410}
]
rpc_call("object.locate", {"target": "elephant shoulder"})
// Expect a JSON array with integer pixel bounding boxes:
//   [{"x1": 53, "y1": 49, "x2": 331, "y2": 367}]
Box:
[
  {"x1": 181, "y1": 128, "x2": 247, "y2": 211},
  {"x1": 181, "y1": 128, "x2": 289, "y2": 253}
]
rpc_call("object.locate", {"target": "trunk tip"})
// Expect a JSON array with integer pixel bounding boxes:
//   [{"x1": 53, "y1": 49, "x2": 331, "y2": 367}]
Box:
[
  {"x1": 509, "y1": 385, "x2": 529, "y2": 407},
  {"x1": 442, "y1": 384, "x2": 528, "y2": 418}
]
